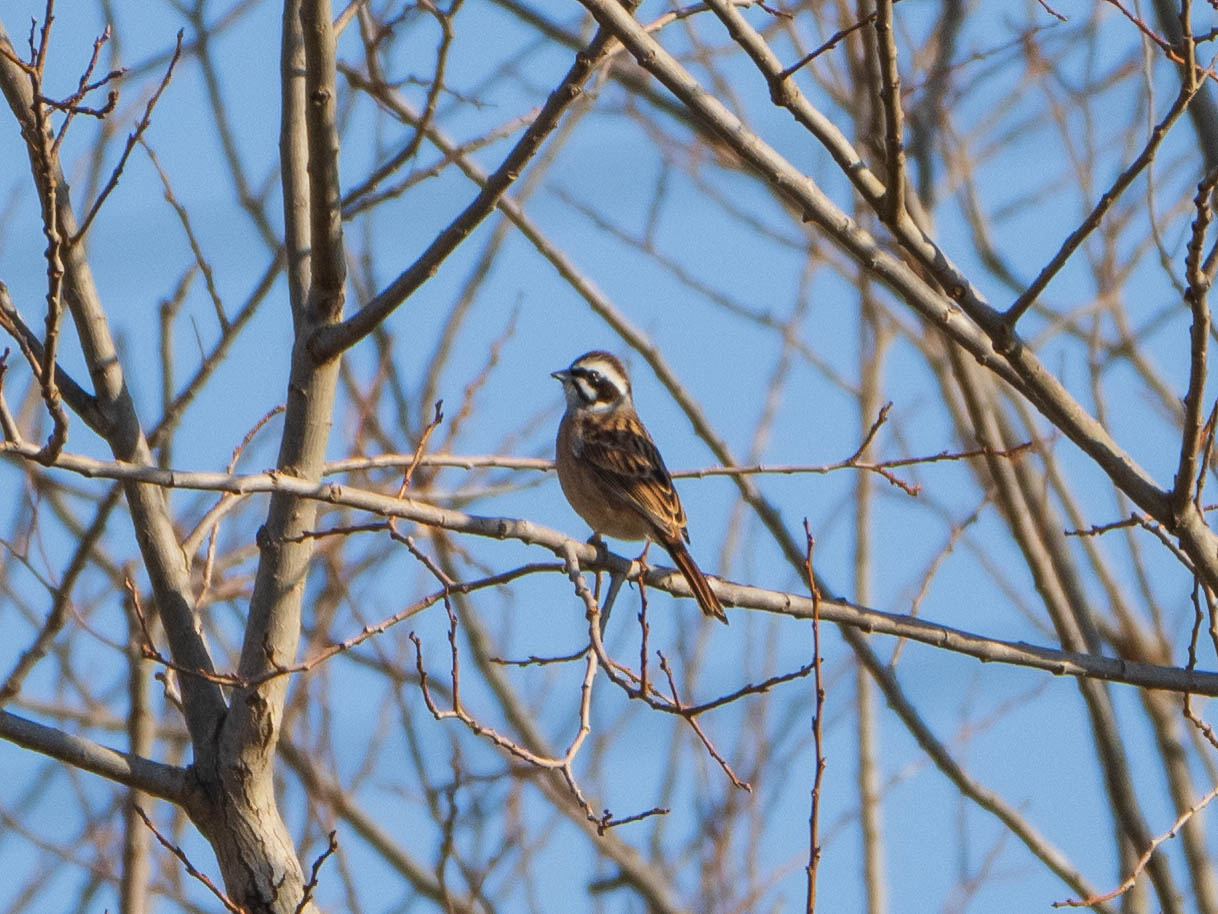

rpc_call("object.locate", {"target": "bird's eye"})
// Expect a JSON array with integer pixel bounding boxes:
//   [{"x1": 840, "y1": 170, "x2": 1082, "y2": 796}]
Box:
[{"x1": 588, "y1": 370, "x2": 601, "y2": 383}]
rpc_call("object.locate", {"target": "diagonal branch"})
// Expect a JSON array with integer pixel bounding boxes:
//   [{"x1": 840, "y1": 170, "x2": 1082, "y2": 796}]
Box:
[
  {"x1": 308, "y1": 0, "x2": 641, "y2": 361},
  {"x1": 1004, "y1": 76, "x2": 1206, "y2": 327},
  {"x1": 570, "y1": 0, "x2": 1218, "y2": 596},
  {"x1": 72, "y1": 30, "x2": 183, "y2": 245},
  {"x1": 0, "y1": 15, "x2": 227, "y2": 765},
  {"x1": 0, "y1": 709, "x2": 186, "y2": 802}
]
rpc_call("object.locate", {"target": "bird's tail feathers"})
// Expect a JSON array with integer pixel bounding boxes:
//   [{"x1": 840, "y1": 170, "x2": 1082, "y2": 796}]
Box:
[{"x1": 665, "y1": 539, "x2": 728, "y2": 624}]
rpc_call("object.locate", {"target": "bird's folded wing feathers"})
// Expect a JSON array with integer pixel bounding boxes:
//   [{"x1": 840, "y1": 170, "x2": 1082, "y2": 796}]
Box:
[{"x1": 578, "y1": 417, "x2": 688, "y2": 540}]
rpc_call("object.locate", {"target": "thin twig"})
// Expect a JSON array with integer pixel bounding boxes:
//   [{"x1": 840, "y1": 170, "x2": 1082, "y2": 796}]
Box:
[
  {"x1": 802, "y1": 521, "x2": 825, "y2": 913},
  {"x1": 656, "y1": 651, "x2": 750, "y2": 790},
  {"x1": 134, "y1": 806, "x2": 247, "y2": 914},
  {"x1": 409, "y1": 593, "x2": 655, "y2": 832},
  {"x1": 397, "y1": 400, "x2": 445, "y2": 496},
  {"x1": 124, "y1": 578, "x2": 240, "y2": 686},
  {"x1": 1004, "y1": 68, "x2": 1211, "y2": 326},
  {"x1": 294, "y1": 831, "x2": 338, "y2": 914},
  {"x1": 563, "y1": 541, "x2": 750, "y2": 788},
  {"x1": 317, "y1": 441, "x2": 1036, "y2": 481},
  {"x1": 73, "y1": 30, "x2": 185, "y2": 245},
  {"x1": 201, "y1": 403, "x2": 286, "y2": 598},
  {"x1": 1053, "y1": 781, "x2": 1218, "y2": 907},
  {"x1": 778, "y1": 7, "x2": 883, "y2": 80}
]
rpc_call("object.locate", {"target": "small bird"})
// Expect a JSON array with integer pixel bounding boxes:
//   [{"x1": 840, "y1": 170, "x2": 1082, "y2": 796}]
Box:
[{"x1": 552, "y1": 351, "x2": 727, "y2": 624}]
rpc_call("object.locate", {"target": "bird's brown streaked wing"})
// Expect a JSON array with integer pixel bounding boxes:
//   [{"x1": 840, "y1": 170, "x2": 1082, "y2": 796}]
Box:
[{"x1": 577, "y1": 415, "x2": 688, "y2": 541}]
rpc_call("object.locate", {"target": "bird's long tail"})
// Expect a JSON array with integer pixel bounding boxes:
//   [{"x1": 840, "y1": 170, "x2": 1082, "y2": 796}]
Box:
[{"x1": 665, "y1": 539, "x2": 728, "y2": 624}]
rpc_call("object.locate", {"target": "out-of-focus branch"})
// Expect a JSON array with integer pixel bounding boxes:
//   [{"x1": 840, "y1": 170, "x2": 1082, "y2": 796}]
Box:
[
  {"x1": 571, "y1": 0, "x2": 1218, "y2": 596},
  {"x1": 134, "y1": 806, "x2": 246, "y2": 914},
  {"x1": 1173, "y1": 168, "x2": 1218, "y2": 512},
  {"x1": 848, "y1": 631, "x2": 1114, "y2": 911},
  {"x1": 120, "y1": 594, "x2": 154, "y2": 914},
  {"x1": 853, "y1": 282, "x2": 888, "y2": 914},
  {"x1": 0, "y1": 484, "x2": 119, "y2": 705},
  {"x1": 279, "y1": 738, "x2": 483, "y2": 913},
  {"x1": 949, "y1": 350, "x2": 1181, "y2": 912},
  {"x1": 71, "y1": 30, "x2": 182, "y2": 245},
  {"x1": 1150, "y1": 0, "x2": 1218, "y2": 165}
]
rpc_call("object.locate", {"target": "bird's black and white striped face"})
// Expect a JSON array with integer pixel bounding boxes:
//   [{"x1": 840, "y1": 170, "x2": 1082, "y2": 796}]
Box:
[{"x1": 552, "y1": 351, "x2": 632, "y2": 413}]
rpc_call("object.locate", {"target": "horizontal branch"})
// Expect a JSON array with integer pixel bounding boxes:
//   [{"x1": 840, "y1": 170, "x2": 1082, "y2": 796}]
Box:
[
  {"x1": 324, "y1": 444, "x2": 1031, "y2": 481},
  {"x1": 0, "y1": 709, "x2": 187, "y2": 802},
  {"x1": 7, "y1": 441, "x2": 1218, "y2": 695}
]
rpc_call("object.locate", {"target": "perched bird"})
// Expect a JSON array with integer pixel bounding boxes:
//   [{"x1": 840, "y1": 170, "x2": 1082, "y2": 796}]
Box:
[{"x1": 552, "y1": 351, "x2": 727, "y2": 624}]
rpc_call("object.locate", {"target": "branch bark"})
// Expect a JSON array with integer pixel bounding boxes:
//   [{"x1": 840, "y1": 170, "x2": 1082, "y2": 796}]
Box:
[
  {"x1": 0, "y1": 709, "x2": 186, "y2": 801},
  {"x1": 190, "y1": 0, "x2": 346, "y2": 909},
  {"x1": 0, "y1": 15, "x2": 227, "y2": 767},
  {"x1": 571, "y1": 0, "x2": 1218, "y2": 597}
]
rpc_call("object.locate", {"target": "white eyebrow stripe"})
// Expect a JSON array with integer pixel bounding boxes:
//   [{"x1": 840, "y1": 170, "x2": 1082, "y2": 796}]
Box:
[{"x1": 575, "y1": 360, "x2": 627, "y2": 397}]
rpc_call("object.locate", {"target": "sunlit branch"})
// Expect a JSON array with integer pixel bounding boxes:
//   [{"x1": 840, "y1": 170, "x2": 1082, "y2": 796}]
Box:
[
  {"x1": 5, "y1": 439, "x2": 1218, "y2": 694},
  {"x1": 874, "y1": 0, "x2": 907, "y2": 224},
  {"x1": 0, "y1": 709, "x2": 186, "y2": 801},
  {"x1": 1054, "y1": 780, "x2": 1218, "y2": 908},
  {"x1": 309, "y1": 0, "x2": 643, "y2": 360}
]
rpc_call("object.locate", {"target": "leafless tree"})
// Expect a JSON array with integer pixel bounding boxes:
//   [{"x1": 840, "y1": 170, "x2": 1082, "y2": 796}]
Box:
[{"x1": 1, "y1": 0, "x2": 1218, "y2": 911}]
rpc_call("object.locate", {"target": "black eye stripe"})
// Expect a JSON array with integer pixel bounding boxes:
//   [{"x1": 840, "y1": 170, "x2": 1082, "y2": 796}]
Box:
[
  {"x1": 572, "y1": 367, "x2": 619, "y2": 403},
  {"x1": 574, "y1": 377, "x2": 596, "y2": 403}
]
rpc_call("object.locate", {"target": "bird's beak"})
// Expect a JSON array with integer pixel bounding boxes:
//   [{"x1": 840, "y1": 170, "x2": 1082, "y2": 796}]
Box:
[{"x1": 551, "y1": 369, "x2": 570, "y2": 382}]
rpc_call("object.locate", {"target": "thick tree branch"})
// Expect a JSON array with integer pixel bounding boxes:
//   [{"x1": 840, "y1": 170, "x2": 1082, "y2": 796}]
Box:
[
  {"x1": 6, "y1": 442, "x2": 1218, "y2": 696},
  {"x1": 571, "y1": 0, "x2": 1218, "y2": 595},
  {"x1": 0, "y1": 16, "x2": 227, "y2": 765},
  {"x1": 308, "y1": 0, "x2": 640, "y2": 361},
  {"x1": 194, "y1": 0, "x2": 342, "y2": 910},
  {"x1": 0, "y1": 709, "x2": 186, "y2": 803}
]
